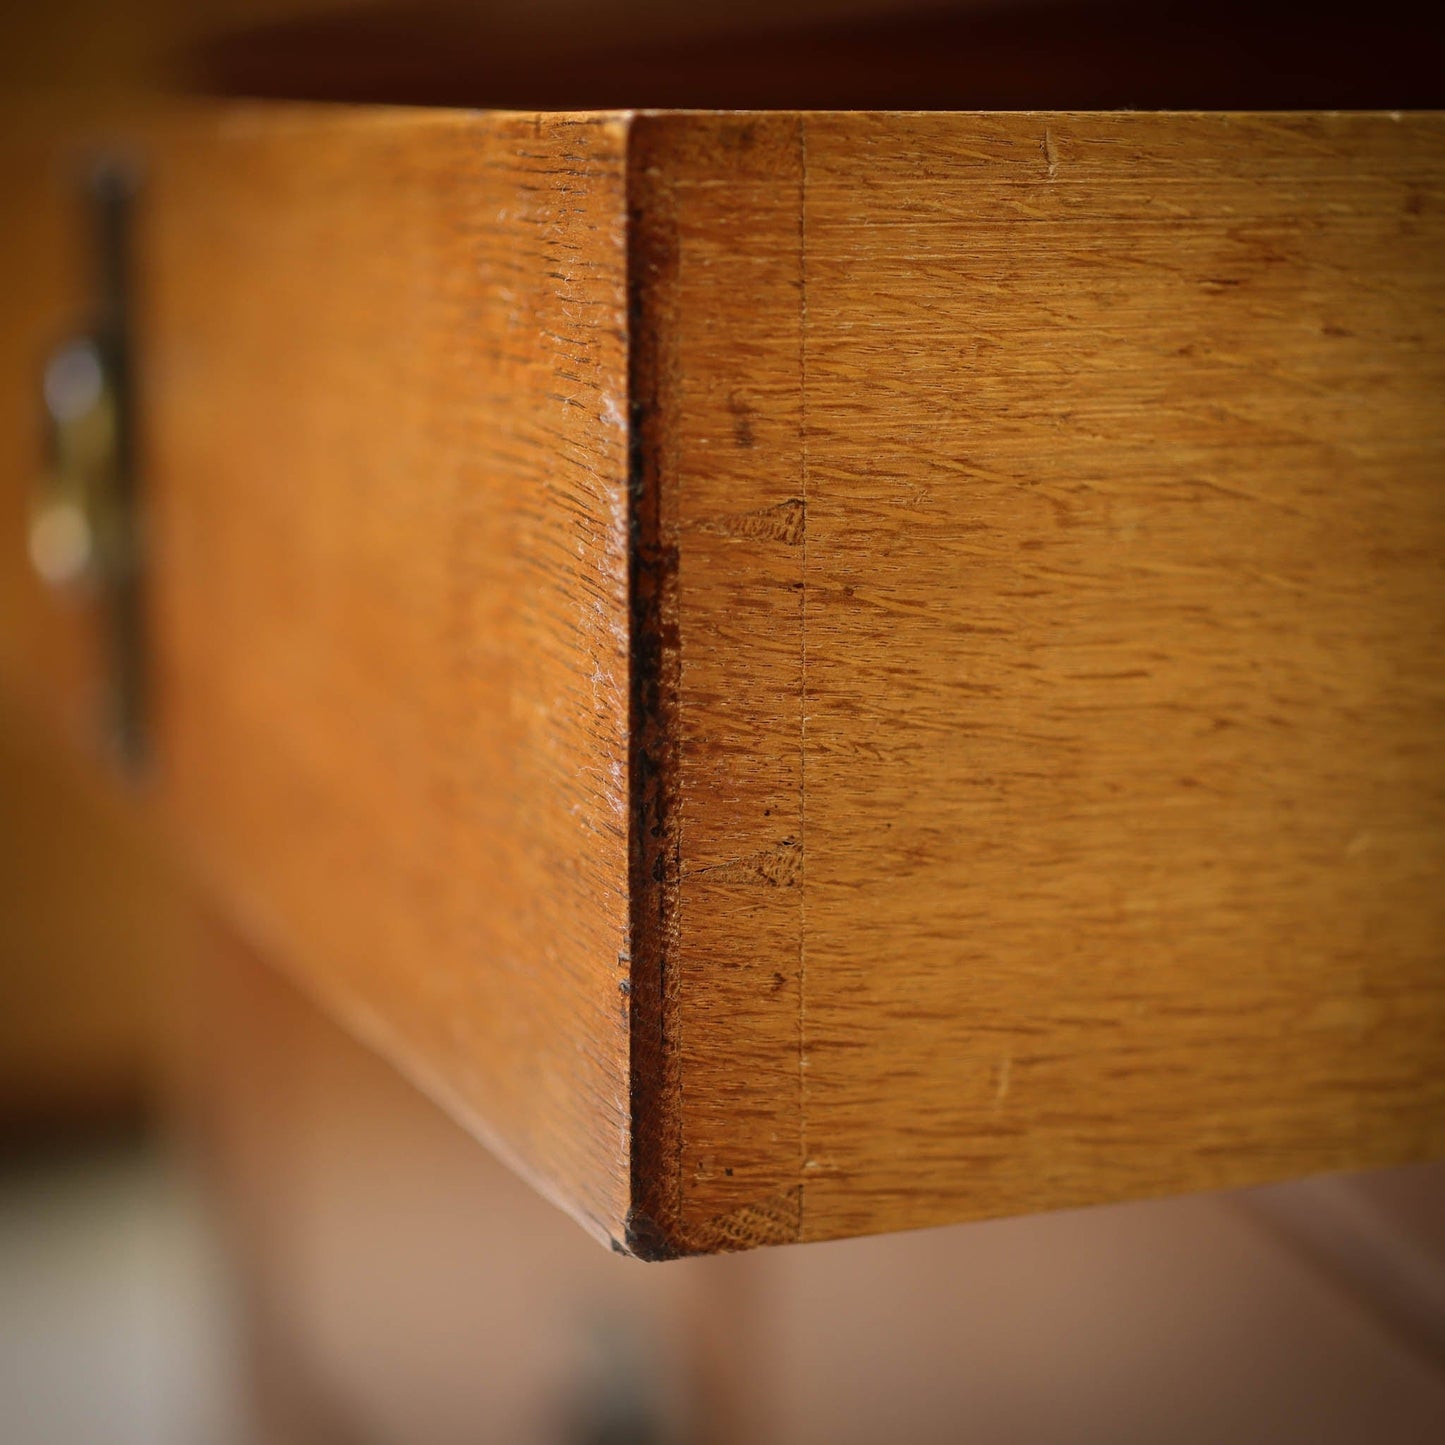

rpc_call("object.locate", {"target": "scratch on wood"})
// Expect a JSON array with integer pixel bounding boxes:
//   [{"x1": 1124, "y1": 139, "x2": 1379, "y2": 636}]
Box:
[
  {"x1": 690, "y1": 838, "x2": 801, "y2": 887},
  {"x1": 1042, "y1": 128, "x2": 1060, "y2": 180},
  {"x1": 691, "y1": 497, "x2": 805, "y2": 545}
]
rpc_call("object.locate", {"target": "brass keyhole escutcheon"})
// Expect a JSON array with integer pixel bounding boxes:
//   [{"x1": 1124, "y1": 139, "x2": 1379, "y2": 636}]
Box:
[
  {"x1": 33, "y1": 336, "x2": 117, "y2": 591},
  {"x1": 30, "y1": 164, "x2": 145, "y2": 771}
]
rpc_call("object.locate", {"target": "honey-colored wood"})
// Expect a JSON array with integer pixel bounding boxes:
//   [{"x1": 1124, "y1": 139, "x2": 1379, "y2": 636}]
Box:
[
  {"x1": 0, "y1": 104, "x2": 644, "y2": 1247},
  {"x1": 3, "y1": 107, "x2": 1443, "y2": 1257},
  {"x1": 628, "y1": 114, "x2": 812, "y2": 1254},
  {"x1": 6, "y1": 104, "x2": 663, "y2": 1249},
  {"x1": 137, "y1": 108, "x2": 636, "y2": 1246},
  {"x1": 633, "y1": 111, "x2": 1445, "y2": 1253}
]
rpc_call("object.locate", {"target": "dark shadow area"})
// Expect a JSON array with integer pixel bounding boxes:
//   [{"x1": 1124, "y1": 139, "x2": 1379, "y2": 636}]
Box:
[{"x1": 196, "y1": 0, "x2": 1445, "y2": 111}]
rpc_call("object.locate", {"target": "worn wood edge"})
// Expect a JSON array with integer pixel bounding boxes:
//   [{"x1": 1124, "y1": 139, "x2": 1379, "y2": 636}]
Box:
[
  {"x1": 623, "y1": 112, "x2": 813, "y2": 1260},
  {"x1": 624, "y1": 111, "x2": 687, "y2": 1260}
]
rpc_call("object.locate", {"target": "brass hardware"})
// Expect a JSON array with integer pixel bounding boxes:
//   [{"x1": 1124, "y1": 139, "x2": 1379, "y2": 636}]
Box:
[
  {"x1": 32, "y1": 164, "x2": 145, "y2": 770},
  {"x1": 34, "y1": 336, "x2": 115, "y2": 589}
]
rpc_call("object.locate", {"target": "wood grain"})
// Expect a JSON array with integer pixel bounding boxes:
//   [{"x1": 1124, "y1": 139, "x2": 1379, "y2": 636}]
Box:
[
  {"x1": 633, "y1": 111, "x2": 1445, "y2": 1253},
  {"x1": 628, "y1": 114, "x2": 811, "y2": 1253},
  {"x1": 4, "y1": 107, "x2": 1444, "y2": 1256},
  {"x1": 139, "y1": 107, "x2": 635, "y2": 1245}
]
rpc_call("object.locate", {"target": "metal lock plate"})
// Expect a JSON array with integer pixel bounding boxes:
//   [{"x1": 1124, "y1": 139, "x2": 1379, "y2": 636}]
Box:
[{"x1": 32, "y1": 164, "x2": 145, "y2": 771}]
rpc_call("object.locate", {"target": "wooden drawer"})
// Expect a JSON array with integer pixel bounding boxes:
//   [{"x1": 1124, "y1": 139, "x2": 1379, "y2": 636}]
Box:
[{"x1": 2, "y1": 106, "x2": 1442, "y2": 1256}]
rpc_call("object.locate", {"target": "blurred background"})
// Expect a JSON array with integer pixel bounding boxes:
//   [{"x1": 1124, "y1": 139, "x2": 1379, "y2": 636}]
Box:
[
  {"x1": 4, "y1": 1, "x2": 1445, "y2": 1442},
  {"x1": 2, "y1": 0, "x2": 1445, "y2": 110}
]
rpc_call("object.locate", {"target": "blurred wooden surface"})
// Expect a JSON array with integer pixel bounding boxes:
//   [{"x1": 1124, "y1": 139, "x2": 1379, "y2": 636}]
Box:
[
  {"x1": 3, "y1": 107, "x2": 1444, "y2": 1256},
  {"x1": 0, "y1": 692, "x2": 193, "y2": 1132}
]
